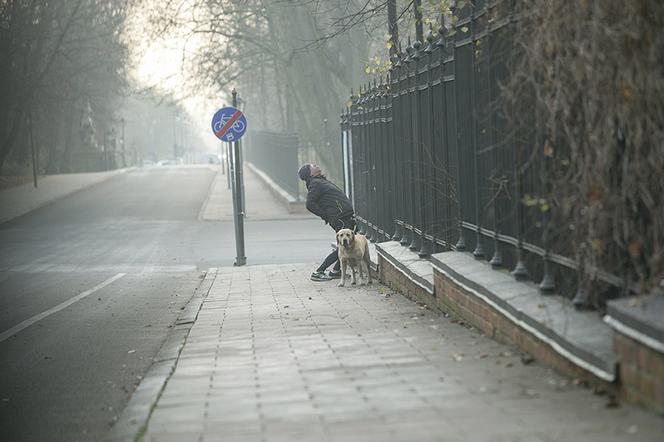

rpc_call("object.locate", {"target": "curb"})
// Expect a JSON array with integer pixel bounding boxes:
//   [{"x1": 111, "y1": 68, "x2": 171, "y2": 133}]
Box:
[
  {"x1": 105, "y1": 268, "x2": 218, "y2": 442},
  {"x1": 197, "y1": 169, "x2": 221, "y2": 221}
]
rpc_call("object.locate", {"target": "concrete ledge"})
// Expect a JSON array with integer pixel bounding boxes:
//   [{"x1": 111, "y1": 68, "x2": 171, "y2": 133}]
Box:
[
  {"x1": 246, "y1": 162, "x2": 307, "y2": 214},
  {"x1": 430, "y1": 251, "x2": 616, "y2": 383},
  {"x1": 606, "y1": 295, "x2": 664, "y2": 354},
  {"x1": 367, "y1": 242, "x2": 378, "y2": 272},
  {"x1": 376, "y1": 241, "x2": 434, "y2": 295},
  {"x1": 605, "y1": 295, "x2": 664, "y2": 414}
]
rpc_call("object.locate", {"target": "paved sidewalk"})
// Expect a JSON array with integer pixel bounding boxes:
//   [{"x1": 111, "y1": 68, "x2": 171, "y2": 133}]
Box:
[
  {"x1": 0, "y1": 168, "x2": 133, "y2": 224},
  {"x1": 199, "y1": 166, "x2": 314, "y2": 221},
  {"x1": 138, "y1": 264, "x2": 663, "y2": 442}
]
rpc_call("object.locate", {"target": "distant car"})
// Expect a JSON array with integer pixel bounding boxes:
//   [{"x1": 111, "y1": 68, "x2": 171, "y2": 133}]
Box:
[
  {"x1": 142, "y1": 159, "x2": 156, "y2": 167},
  {"x1": 157, "y1": 160, "x2": 177, "y2": 166},
  {"x1": 197, "y1": 153, "x2": 220, "y2": 165}
]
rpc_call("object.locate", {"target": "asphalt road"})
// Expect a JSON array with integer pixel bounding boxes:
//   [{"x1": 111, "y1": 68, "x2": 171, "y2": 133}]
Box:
[{"x1": 0, "y1": 166, "x2": 331, "y2": 441}]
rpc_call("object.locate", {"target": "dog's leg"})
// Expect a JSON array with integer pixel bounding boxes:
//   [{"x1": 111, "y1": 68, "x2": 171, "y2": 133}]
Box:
[
  {"x1": 358, "y1": 260, "x2": 368, "y2": 285},
  {"x1": 351, "y1": 264, "x2": 357, "y2": 285},
  {"x1": 365, "y1": 252, "x2": 372, "y2": 284},
  {"x1": 338, "y1": 260, "x2": 347, "y2": 287}
]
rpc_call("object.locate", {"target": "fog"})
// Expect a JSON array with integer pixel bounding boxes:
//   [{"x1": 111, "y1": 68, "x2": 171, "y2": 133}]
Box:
[{"x1": 1, "y1": 0, "x2": 423, "y2": 183}]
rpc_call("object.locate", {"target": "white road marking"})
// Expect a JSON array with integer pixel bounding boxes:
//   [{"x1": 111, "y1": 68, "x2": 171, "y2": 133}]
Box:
[
  {"x1": 0, "y1": 272, "x2": 126, "y2": 343},
  {"x1": 0, "y1": 264, "x2": 198, "y2": 274}
]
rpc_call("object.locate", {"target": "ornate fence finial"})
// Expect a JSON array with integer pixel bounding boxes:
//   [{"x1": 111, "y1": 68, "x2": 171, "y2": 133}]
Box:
[
  {"x1": 392, "y1": 50, "x2": 402, "y2": 69},
  {"x1": 405, "y1": 37, "x2": 414, "y2": 63},
  {"x1": 424, "y1": 25, "x2": 434, "y2": 53},
  {"x1": 413, "y1": 39, "x2": 422, "y2": 59},
  {"x1": 437, "y1": 14, "x2": 448, "y2": 47}
]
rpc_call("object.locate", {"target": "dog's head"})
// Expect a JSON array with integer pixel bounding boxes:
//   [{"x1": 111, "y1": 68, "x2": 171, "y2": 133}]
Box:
[{"x1": 336, "y1": 228, "x2": 355, "y2": 248}]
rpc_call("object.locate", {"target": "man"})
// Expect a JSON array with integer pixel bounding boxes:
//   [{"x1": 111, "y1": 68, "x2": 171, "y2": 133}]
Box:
[{"x1": 298, "y1": 163, "x2": 355, "y2": 281}]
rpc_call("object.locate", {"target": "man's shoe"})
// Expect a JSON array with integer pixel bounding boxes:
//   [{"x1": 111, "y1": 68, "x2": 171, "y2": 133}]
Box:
[
  {"x1": 328, "y1": 270, "x2": 341, "y2": 279},
  {"x1": 310, "y1": 271, "x2": 332, "y2": 281}
]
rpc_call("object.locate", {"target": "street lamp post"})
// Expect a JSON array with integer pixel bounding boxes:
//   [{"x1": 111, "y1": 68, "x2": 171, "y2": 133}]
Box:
[
  {"x1": 120, "y1": 117, "x2": 126, "y2": 167},
  {"x1": 173, "y1": 110, "x2": 180, "y2": 161}
]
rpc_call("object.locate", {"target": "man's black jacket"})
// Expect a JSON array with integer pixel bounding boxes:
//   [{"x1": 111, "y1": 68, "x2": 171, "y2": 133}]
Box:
[{"x1": 305, "y1": 176, "x2": 354, "y2": 223}]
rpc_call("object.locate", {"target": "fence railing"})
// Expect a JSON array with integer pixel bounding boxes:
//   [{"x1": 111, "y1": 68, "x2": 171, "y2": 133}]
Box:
[{"x1": 340, "y1": 1, "x2": 622, "y2": 305}]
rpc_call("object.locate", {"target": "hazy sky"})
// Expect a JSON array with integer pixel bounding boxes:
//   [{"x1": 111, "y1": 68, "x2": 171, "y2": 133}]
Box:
[{"x1": 127, "y1": 1, "x2": 223, "y2": 153}]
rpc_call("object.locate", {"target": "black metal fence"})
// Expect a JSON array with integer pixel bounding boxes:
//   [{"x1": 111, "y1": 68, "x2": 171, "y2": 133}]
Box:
[{"x1": 340, "y1": 1, "x2": 620, "y2": 303}]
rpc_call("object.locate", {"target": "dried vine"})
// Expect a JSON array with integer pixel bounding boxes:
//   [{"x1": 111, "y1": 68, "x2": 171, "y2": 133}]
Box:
[{"x1": 504, "y1": 0, "x2": 664, "y2": 304}]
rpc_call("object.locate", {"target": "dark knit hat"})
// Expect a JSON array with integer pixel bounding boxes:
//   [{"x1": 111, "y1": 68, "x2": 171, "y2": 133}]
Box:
[{"x1": 298, "y1": 164, "x2": 311, "y2": 181}]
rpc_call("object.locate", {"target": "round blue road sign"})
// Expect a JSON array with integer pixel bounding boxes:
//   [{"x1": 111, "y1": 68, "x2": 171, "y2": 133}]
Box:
[{"x1": 211, "y1": 106, "x2": 247, "y2": 142}]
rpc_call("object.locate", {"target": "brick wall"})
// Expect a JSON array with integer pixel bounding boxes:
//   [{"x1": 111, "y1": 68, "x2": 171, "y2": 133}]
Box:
[
  {"x1": 614, "y1": 333, "x2": 664, "y2": 414},
  {"x1": 377, "y1": 255, "x2": 436, "y2": 310}
]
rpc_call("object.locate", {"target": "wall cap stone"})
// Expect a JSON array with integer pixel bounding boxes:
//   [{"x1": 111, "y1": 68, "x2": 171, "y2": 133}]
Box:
[
  {"x1": 606, "y1": 295, "x2": 664, "y2": 354},
  {"x1": 376, "y1": 241, "x2": 434, "y2": 294},
  {"x1": 430, "y1": 251, "x2": 617, "y2": 382}
]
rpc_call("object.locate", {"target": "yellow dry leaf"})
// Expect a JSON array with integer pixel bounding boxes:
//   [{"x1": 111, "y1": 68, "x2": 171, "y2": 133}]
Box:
[
  {"x1": 591, "y1": 239, "x2": 603, "y2": 253},
  {"x1": 543, "y1": 139, "x2": 554, "y2": 157}
]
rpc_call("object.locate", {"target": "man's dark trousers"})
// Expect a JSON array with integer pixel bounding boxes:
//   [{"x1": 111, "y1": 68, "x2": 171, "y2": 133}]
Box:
[{"x1": 316, "y1": 215, "x2": 356, "y2": 273}]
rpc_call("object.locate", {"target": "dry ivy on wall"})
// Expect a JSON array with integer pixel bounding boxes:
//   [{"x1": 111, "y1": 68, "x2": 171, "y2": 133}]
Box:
[{"x1": 504, "y1": 0, "x2": 664, "y2": 303}]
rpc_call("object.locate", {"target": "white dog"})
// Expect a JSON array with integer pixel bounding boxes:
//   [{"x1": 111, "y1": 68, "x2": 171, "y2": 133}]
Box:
[{"x1": 336, "y1": 228, "x2": 372, "y2": 287}]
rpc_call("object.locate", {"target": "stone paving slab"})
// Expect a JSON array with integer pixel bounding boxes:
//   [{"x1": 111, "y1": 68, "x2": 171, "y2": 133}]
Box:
[{"x1": 141, "y1": 264, "x2": 664, "y2": 442}]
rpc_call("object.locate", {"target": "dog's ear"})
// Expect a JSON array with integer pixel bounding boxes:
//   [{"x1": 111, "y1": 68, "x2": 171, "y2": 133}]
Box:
[{"x1": 336, "y1": 232, "x2": 341, "y2": 245}]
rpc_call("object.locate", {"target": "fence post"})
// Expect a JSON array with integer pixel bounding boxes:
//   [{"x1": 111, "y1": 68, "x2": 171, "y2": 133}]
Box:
[
  {"x1": 470, "y1": 3, "x2": 485, "y2": 259},
  {"x1": 357, "y1": 85, "x2": 368, "y2": 235},
  {"x1": 408, "y1": 40, "x2": 423, "y2": 252},
  {"x1": 400, "y1": 41, "x2": 414, "y2": 247},
  {"x1": 368, "y1": 81, "x2": 377, "y2": 242},
  {"x1": 391, "y1": 53, "x2": 404, "y2": 242},
  {"x1": 419, "y1": 29, "x2": 435, "y2": 258},
  {"x1": 539, "y1": 134, "x2": 556, "y2": 293},
  {"x1": 363, "y1": 83, "x2": 370, "y2": 236},
  {"x1": 487, "y1": 5, "x2": 503, "y2": 269},
  {"x1": 350, "y1": 89, "x2": 359, "y2": 215},
  {"x1": 435, "y1": 18, "x2": 448, "y2": 248},
  {"x1": 512, "y1": 143, "x2": 528, "y2": 279},
  {"x1": 379, "y1": 76, "x2": 389, "y2": 241},
  {"x1": 449, "y1": 4, "x2": 466, "y2": 252}
]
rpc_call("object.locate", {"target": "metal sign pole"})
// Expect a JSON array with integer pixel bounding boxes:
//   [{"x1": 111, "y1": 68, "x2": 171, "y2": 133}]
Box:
[
  {"x1": 210, "y1": 92, "x2": 248, "y2": 266},
  {"x1": 238, "y1": 138, "x2": 246, "y2": 215},
  {"x1": 231, "y1": 89, "x2": 246, "y2": 266},
  {"x1": 226, "y1": 142, "x2": 232, "y2": 189}
]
